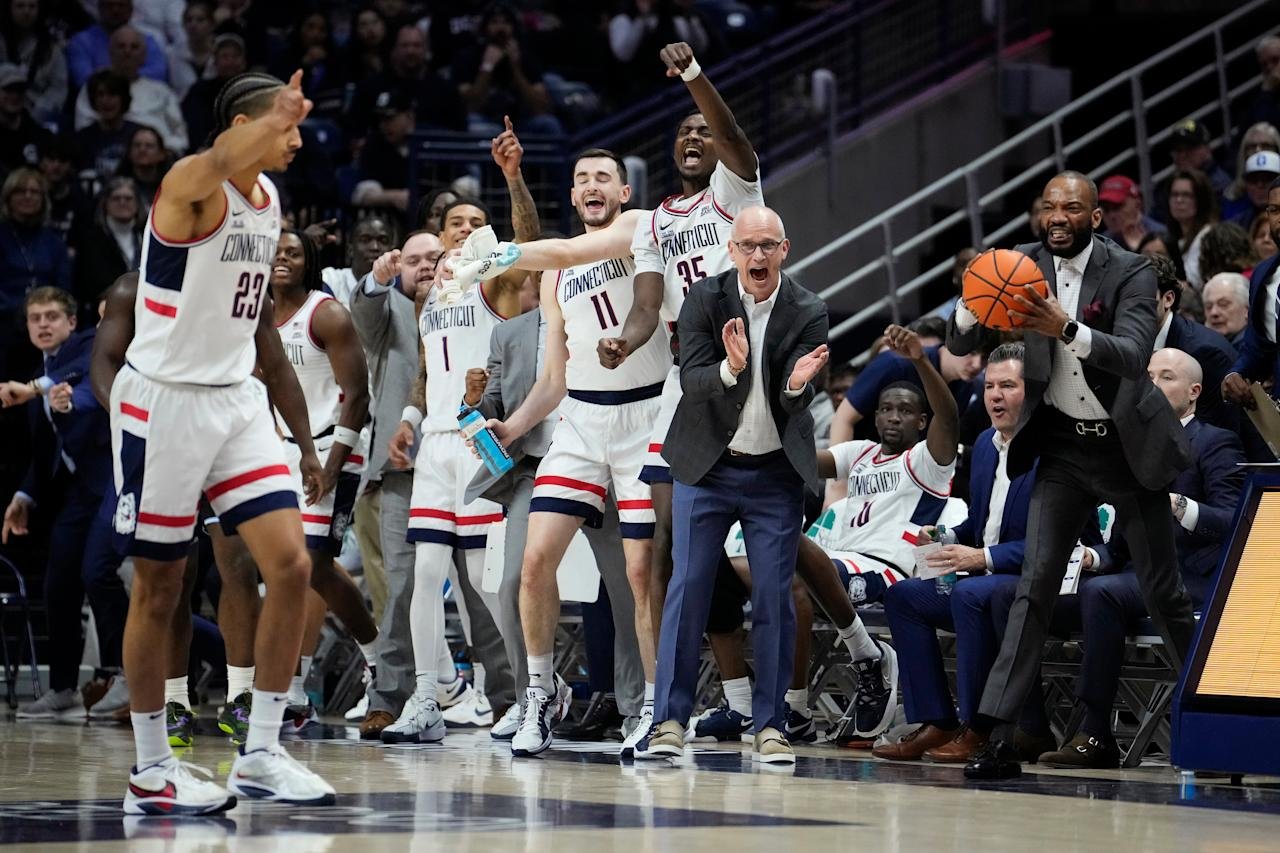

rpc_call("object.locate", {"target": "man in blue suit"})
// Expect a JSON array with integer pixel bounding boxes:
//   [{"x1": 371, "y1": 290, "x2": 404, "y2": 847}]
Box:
[
  {"x1": 874, "y1": 342, "x2": 1102, "y2": 763},
  {"x1": 1036, "y1": 348, "x2": 1245, "y2": 768},
  {"x1": 1222, "y1": 180, "x2": 1280, "y2": 412},
  {"x1": 2, "y1": 288, "x2": 130, "y2": 718}
]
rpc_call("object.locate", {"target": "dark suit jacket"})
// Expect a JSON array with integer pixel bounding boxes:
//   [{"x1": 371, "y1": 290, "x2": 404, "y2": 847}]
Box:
[
  {"x1": 1173, "y1": 417, "x2": 1246, "y2": 596},
  {"x1": 1230, "y1": 252, "x2": 1280, "y2": 388},
  {"x1": 952, "y1": 427, "x2": 1103, "y2": 575},
  {"x1": 663, "y1": 269, "x2": 828, "y2": 490},
  {"x1": 20, "y1": 329, "x2": 112, "y2": 505},
  {"x1": 466, "y1": 307, "x2": 541, "y2": 505},
  {"x1": 947, "y1": 235, "x2": 1190, "y2": 491},
  {"x1": 1165, "y1": 313, "x2": 1239, "y2": 433}
]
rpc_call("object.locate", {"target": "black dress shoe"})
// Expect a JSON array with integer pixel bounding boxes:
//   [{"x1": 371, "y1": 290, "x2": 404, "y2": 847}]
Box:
[
  {"x1": 964, "y1": 738, "x2": 1022, "y2": 780},
  {"x1": 557, "y1": 692, "x2": 623, "y2": 741}
]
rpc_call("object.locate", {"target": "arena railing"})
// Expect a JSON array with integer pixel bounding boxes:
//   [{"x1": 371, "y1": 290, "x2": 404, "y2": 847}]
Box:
[
  {"x1": 580, "y1": 0, "x2": 1040, "y2": 208},
  {"x1": 789, "y1": 0, "x2": 1279, "y2": 350}
]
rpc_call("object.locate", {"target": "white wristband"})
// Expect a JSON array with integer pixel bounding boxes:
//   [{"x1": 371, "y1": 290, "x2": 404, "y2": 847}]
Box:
[
  {"x1": 400, "y1": 406, "x2": 424, "y2": 430},
  {"x1": 680, "y1": 59, "x2": 702, "y2": 82},
  {"x1": 333, "y1": 425, "x2": 360, "y2": 448}
]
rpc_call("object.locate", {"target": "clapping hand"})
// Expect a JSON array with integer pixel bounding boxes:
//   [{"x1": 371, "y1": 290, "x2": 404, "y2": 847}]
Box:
[
  {"x1": 788, "y1": 344, "x2": 829, "y2": 392},
  {"x1": 722, "y1": 318, "x2": 748, "y2": 374}
]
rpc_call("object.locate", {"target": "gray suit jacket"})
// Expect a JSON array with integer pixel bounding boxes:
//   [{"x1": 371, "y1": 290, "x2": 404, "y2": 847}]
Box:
[
  {"x1": 946, "y1": 234, "x2": 1191, "y2": 491},
  {"x1": 349, "y1": 274, "x2": 419, "y2": 479},
  {"x1": 465, "y1": 307, "x2": 543, "y2": 505},
  {"x1": 662, "y1": 269, "x2": 829, "y2": 491}
]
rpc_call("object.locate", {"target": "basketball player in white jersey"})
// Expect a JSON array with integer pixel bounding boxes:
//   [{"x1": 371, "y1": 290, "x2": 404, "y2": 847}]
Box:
[
  {"x1": 799, "y1": 324, "x2": 960, "y2": 739},
  {"x1": 461, "y1": 149, "x2": 670, "y2": 758},
  {"x1": 108, "y1": 70, "x2": 334, "y2": 814},
  {"x1": 377, "y1": 123, "x2": 539, "y2": 743}
]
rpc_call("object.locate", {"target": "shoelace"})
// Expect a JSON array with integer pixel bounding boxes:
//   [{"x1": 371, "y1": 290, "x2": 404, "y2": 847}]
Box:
[
  {"x1": 517, "y1": 694, "x2": 549, "y2": 738},
  {"x1": 853, "y1": 662, "x2": 886, "y2": 707},
  {"x1": 170, "y1": 760, "x2": 218, "y2": 788}
]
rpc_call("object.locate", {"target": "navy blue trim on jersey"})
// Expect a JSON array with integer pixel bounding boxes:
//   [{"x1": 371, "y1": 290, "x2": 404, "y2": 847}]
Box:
[
  {"x1": 407, "y1": 528, "x2": 456, "y2": 546},
  {"x1": 143, "y1": 238, "x2": 190, "y2": 292},
  {"x1": 619, "y1": 522, "x2": 655, "y2": 540},
  {"x1": 456, "y1": 533, "x2": 488, "y2": 550},
  {"x1": 530, "y1": 496, "x2": 603, "y2": 528},
  {"x1": 217, "y1": 490, "x2": 299, "y2": 536},
  {"x1": 908, "y1": 493, "x2": 948, "y2": 527},
  {"x1": 128, "y1": 538, "x2": 194, "y2": 561},
  {"x1": 639, "y1": 464, "x2": 673, "y2": 484},
  {"x1": 567, "y1": 381, "x2": 664, "y2": 406}
]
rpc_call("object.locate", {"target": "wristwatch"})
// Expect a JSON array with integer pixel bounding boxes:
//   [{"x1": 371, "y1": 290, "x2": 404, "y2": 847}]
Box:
[
  {"x1": 1174, "y1": 494, "x2": 1188, "y2": 520},
  {"x1": 1060, "y1": 320, "x2": 1079, "y2": 344}
]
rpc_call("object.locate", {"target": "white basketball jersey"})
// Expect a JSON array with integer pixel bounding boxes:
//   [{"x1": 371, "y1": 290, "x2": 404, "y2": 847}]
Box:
[
  {"x1": 128, "y1": 177, "x2": 281, "y2": 385},
  {"x1": 421, "y1": 282, "x2": 507, "y2": 433},
  {"x1": 275, "y1": 290, "x2": 341, "y2": 440},
  {"x1": 557, "y1": 255, "x2": 671, "y2": 391},
  {"x1": 631, "y1": 160, "x2": 764, "y2": 328},
  {"x1": 818, "y1": 439, "x2": 956, "y2": 571}
]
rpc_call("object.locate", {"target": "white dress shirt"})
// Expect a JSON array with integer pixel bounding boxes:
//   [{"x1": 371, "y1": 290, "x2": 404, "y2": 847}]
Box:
[
  {"x1": 719, "y1": 280, "x2": 803, "y2": 454},
  {"x1": 1042, "y1": 241, "x2": 1111, "y2": 420},
  {"x1": 1264, "y1": 263, "x2": 1280, "y2": 345},
  {"x1": 1174, "y1": 413, "x2": 1201, "y2": 531},
  {"x1": 1153, "y1": 311, "x2": 1173, "y2": 351},
  {"x1": 981, "y1": 430, "x2": 1013, "y2": 569}
]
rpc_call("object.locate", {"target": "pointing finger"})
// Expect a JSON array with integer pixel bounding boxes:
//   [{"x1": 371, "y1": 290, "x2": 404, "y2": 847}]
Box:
[
  {"x1": 504, "y1": 114, "x2": 514, "y2": 133},
  {"x1": 289, "y1": 69, "x2": 304, "y2": 89}
]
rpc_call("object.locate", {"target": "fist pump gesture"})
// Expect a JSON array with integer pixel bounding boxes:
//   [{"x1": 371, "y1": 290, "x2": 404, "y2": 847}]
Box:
[
  {"x1": 660, "y1": 42, "x2": 697, "y2": 77},
  {"x1": 883, "y1": 324, "x2": 924, "y2": 361},
  {"x1": 598, "y1": 337, "x2": 628, "y2": 369}
]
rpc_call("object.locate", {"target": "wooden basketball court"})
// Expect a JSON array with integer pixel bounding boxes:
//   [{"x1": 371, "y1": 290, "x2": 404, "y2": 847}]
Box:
[{"x1": 3, "y1": 716, "x2": 1279, "y2": 850}]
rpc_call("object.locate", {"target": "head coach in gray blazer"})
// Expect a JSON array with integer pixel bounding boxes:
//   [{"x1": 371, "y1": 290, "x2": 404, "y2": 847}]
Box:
[
  {"x1": 645, "y1": 207, "x2": 829, "y2": 763},
  {"x1": 946, "y1": 171, "x2": 1197, "y2": 780}
]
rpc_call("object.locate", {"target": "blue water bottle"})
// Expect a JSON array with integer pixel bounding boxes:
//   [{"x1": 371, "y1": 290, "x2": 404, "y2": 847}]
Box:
[
  {"x1": 458, "y1": 406, "x2": 514, "y2": 477},
  {"x1": 934, "y1": 525, "x2": 958, "y2": 595}
]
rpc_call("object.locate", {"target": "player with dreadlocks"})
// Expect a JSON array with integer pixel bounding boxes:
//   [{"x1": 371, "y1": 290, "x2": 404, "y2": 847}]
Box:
[{"x1": 108, "y1": 70, "x2": 336, "y2": 814}]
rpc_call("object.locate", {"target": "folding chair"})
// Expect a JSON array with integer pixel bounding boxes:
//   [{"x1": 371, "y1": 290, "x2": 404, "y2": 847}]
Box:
[{"x1": 0, "y1": 555, "x2": 41, "y2": 709}]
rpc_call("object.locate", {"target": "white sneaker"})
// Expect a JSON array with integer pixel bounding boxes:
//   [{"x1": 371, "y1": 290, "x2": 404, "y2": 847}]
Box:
[
  {"x1": 437, "y1": 676, "x2": 471, "y2": 708},
  {"x1": 344, "y1": 692, "x2": 369, "y2": 722},
  {"x1": 511, "y1": 677, "x2": 571, "y2": 757},
  {"x1": 490, "y1": 702, "x2": 522, "y2": 741},
  {"x1": 88, "y1": 675, "x2": 130, "y2": 719},
  {"x1": 124, "y1": 757, "x2": 236, "y2": 815},
  {"x1": 619, "y1": 706, "x2": 654, "y2": 759},
  {"x1": 442, "y1": 688, "x2": 493, "y2": 727},
  {"x1": 227, "y1": 744, "x2": 336, "y2": 805},
  {"x1": 380, "y1": 691, "x2": 446, "y2": 744},
  {"x1": 17, "y1": 688, "x2": 79, "y2": 719}
]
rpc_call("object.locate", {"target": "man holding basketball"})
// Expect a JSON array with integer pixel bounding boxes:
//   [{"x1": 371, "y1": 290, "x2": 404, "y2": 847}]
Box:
[{"x1": 946, "y1": 170, "x2": 1196, "y2": 780}]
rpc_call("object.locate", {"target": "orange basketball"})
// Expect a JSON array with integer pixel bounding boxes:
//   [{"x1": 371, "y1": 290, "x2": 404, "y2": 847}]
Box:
[{"x1": 961, "y1": 248, "x2": 1048, "y2": 331}]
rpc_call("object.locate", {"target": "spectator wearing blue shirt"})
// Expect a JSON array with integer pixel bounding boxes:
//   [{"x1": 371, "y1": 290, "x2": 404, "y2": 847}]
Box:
[
  {"x1": 67, "y1": 0, "x2": 170, "y2": 89},
  {"x1": 0, "y1": 167, "x2": 71, "y2": 323},
  {"x1": 1221, "y1": 150, "x2": 1280, "y2": 228},
  {"x1": 2, "y1": 287, "x2": 130, "y2": 719}
]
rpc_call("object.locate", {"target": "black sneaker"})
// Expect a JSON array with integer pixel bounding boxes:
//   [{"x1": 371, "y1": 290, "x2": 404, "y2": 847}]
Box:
[
  {"x1": 785, "y1": 708, "x2": 818, "y2": 744},
  {"x1": 557, "y1": 692, "x2": 623, "y2": 741},
  {"x1": 850, "y1": 639, "x2": 898, "y2": 737}
]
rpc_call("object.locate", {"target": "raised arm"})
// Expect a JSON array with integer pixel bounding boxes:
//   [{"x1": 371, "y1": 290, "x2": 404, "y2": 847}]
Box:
[
  {"x1": 491, "y1": 272, "x2": 567, "y2": 445},
  {"x1": 311, "y1": 299, "x2": 370, "y2": 477},
  {"x1": 885, "y1": 324, "x2": 959, "y2": 466},
  {"x1": 515, "y1": 209, "x2": 647, "y2": 272},
  {"x1": 659, "y1": 42, "x2": 757, "y2": 180},
  {"x1": 154, "y1": 71, "x2": 311, "y2": 232},
  {"x1": 90, "y1": 272, "x2": 138, "y2": 409}
]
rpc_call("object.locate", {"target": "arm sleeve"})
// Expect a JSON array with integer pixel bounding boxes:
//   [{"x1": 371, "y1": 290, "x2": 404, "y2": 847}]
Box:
[
  {"x1": 986, "y1": 539, "x2": 1027, "y2": 575},
  {"x1": 1076, "y1": 260, "x2": 1158, "y2": 379},
  {"x1": 676, "y1": 287, "x2": 730, "y2": 403},
  {"x1": 1189, "y1": 430, "x2": 1247, "y2": 540},
  {"x1": 708, "y1": 159, "x2": 764, "y2": 211},
  {"x1": 845, "y1": 353, "x2": 900, "y2": 417},
  {"x1": 903, "y1": 440, "x2": 955, "y2": 498},
  {"x1": 475, "y1": 329, "x2": 506, "y2": 422},
  {"x1": 828, "y1": 441, "x2": 870, "y2": 482}
]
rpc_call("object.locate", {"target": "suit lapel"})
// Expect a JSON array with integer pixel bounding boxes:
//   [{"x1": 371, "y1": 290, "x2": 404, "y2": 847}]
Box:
[
  {"x1": 763, "y1": 278, "x2": 798, "y2": 390},
  {"x1": 1079, "y1": 235, "x2": 1107, "y2": 314}
]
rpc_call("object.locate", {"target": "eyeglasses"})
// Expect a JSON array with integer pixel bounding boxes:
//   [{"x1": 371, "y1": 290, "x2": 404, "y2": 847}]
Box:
[
  {"x1": 1265, "y1": 205, "x2": 1280, "y2": 216},
  {"x1": 732, "y1": 240, "x2": 782, "y2": 256}
]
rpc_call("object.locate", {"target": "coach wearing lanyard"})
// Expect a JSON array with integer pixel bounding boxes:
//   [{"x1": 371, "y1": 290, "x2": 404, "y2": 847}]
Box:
[
  {"x1": 638, "y1": 206, "x2": 829, "y2": 764},
  {"x1": 948, "y1": 171, "x2": 1197, "y2": 779}
]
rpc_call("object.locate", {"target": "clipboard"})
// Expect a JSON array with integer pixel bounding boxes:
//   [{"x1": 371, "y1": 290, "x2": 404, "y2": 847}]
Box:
[{"x1": 1247, "y1": 384, "x2": 1280, "y2": 459}]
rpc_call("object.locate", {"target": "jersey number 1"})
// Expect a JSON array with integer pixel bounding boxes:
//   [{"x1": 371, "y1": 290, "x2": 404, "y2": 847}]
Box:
[{"x1": 232, "y1": 272, "x2": 264, "y2": 320}]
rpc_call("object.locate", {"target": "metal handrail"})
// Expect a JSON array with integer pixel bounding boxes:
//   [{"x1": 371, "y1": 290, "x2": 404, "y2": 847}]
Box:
[{"x1": 792, "y1": 0, "x2": 1278, "y2": 345}]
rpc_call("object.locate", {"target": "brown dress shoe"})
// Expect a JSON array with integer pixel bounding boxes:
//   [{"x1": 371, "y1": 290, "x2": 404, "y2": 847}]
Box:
[
  {"x1": 1013, "y1": 729, "x2": 1058, "y2": 764},
  {"x1": 924, "y1": 727, "x2": 988, "y2": 763},
  {"x1": 871, "y1": 724, "x2": 958, "y2": 760},
  {"x1": 360, "y1": 709, "x2": 394, "y2": 740}
]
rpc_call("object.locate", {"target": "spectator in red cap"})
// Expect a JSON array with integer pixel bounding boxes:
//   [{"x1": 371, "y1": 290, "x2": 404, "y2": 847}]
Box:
[
  {"x1": 1222, "y1": 150, "x2": 1280, "y2": 228},
  {"x1": 1098, "y1": 175, "x2": 1162, "y2": 251}
]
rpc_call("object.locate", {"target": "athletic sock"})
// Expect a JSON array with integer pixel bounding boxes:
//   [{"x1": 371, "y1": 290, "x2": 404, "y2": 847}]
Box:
[
  {"x1": 838, "y1": 616, "x2": 881, "y2": 662},
  {"x1": 244, "y1": 689, "x2": 288, "y2": 753},
  {"x1": 723, "y1": 677, "x2": 752, "y2": 717},
  {"x1": 527, "y1": 654, "x2": 554, "y2": 695},
  {"x1": 414, "y1": 670, "x2": 438, "y2": 699},
  {"x1": 473, "y1": 662, "x2": 487, "y2": 698},
  {"x1": 643, "y1": 681, "x2": 655, "y2": 711},
  {"x1": 785, "y1": 688, "x2": 808, "y2": 714},
  {"x1": 358, "y1": 640, "x2": 378, "y2": 670},
  {"x1": 131, "y1": 709, "x2": 173, "y2": 769},
  {"x1": 163, "y1": 676, "x2": 188, "y2": 708},
  {"x1": 226, "y1": 665, "x2": 255, "y2": 698}
]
